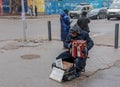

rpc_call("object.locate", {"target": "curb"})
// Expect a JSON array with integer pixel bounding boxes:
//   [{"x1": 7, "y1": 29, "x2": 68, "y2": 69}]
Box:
[{"x1": 0, "y1": 14, "x2": 60, "y2": 19}]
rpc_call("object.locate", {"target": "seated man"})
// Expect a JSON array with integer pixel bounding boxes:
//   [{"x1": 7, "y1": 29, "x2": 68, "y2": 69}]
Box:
[{"x1": 56, "y1": 24, "x2": 94, "y2": 77}]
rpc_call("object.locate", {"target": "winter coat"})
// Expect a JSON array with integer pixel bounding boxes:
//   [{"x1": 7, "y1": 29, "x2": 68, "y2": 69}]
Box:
[
  {"x1": 65, "y1": 24, "x2": 94, "y2": 50},
  {"x1": 77, "y1": 16, "x2": 90, "y2": 33},
  {"x1": 60, "y1": 12, "x2": 71, "y2": 41}
]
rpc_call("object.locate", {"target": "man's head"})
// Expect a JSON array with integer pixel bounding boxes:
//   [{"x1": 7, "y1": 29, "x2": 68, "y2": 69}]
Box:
[
  {"x1": 70, "y1": 24, "x2": 80, "y2": 37},
  {"x1": 71, "y1": 31, "x2": 78, "y2": 37},
  {"x1": 82, "y1": 11, "x2": 87, "y2": 16},
  {"x1": 63, "y1": 9, "x2": 69, "y2": 15}
]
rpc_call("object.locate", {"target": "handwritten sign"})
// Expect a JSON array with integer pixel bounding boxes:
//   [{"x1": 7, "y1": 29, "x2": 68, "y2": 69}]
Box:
[
  {"x1": 55, "y1": 59, "x2": 63, "y2": 68},
  {"x1": 49, "y1": 67, "x2": 65, "y2": 82}
]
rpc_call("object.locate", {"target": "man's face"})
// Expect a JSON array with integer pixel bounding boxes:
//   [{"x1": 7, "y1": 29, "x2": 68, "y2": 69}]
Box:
[{"x1": 71, "y1": 32, "x2": 77, "y2": 37}]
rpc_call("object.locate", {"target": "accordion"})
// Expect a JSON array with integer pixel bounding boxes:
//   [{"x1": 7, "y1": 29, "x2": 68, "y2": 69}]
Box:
[{"x1": 70, "y1": 40, "x2": 87, "y2": 58}]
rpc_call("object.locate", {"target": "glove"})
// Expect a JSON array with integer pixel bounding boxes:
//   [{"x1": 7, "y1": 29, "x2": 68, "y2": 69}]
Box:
[{"x1": 67, "y1": 43, "x2": 72, "y2": 48}]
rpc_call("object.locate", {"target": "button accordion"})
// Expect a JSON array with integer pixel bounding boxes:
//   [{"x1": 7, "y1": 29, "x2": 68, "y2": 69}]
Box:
[{"x1": 70, "y1": 40, "x2": 87, "y2": 58}]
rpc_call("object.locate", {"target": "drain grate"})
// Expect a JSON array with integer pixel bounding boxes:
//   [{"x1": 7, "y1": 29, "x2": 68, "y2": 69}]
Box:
[{"x1": 21, "y1": 54, "x2": 40, "y2": 60}]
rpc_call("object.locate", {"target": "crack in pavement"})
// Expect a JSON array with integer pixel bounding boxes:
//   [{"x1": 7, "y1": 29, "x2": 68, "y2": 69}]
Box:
[{"x1": 79, "y1": 60, "x2": 120, "y2": 79}]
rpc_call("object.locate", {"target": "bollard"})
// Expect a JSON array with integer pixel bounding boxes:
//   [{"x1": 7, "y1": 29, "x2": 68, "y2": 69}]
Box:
[
  {"x1": 114, "y1": 23, "x2": 119, "y2": 48},
  {"x1": 48, "y1": 21, "x2": 52, "y2": 41}
]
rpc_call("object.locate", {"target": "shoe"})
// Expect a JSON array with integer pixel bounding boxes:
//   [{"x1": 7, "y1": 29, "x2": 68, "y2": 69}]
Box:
[
  {"x1": 67, "y1": 67, "x2": 74, "y2": 72},
  {"x1": 81, "y1": 68, "x2": 85, "y2": 72},
  {"x1": 74, "y1": 72, "x2": 80, "y2": 77}
]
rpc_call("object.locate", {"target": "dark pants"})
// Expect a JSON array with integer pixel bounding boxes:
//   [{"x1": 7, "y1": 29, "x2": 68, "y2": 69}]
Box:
[{"x1": 56, "y1": 51, "x2": 87, "y2": 70}]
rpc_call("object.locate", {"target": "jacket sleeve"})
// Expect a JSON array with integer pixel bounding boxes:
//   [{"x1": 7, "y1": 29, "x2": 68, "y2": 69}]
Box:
[
  {"x1": 86, "y1": 18, "x2": 90, "y2": 23},
  {"x1": 85, "y1": 33, "x2": 94, "y2": 50},
  {"x1": 64, "y1": 16, "x2": 71, "y2": 26},
  {"x1": 64, "y1": 33, "x2": 72, "y2": 49}
]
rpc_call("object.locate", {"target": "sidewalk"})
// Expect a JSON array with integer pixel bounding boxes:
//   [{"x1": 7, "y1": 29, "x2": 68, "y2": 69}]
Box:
[
  {"x1": 0, "y1": 15, "x2": 120, "y2": 86},
  {"x1": 0, "y1": 34, "x2": 120, "y2": 86}
]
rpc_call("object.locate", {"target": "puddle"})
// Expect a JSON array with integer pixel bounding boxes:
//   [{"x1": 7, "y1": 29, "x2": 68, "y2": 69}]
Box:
[{"x1": 1, "y1": 44, "x2": 20, "y2": 50}]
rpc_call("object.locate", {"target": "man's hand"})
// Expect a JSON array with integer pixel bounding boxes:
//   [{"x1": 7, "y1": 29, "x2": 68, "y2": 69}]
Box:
[{"x1": 68, "y1": 43, "x2": 72, "y2": 48}]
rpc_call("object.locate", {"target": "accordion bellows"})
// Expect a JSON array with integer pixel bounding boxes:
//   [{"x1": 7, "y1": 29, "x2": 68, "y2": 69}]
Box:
[{"x1": 70, "y1": 40, "x2": 86, "y2": 58}]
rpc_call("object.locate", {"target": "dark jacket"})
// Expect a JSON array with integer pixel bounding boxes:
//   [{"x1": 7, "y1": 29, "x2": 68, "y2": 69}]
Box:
[
  {"x1": 65, "y1": 24, "x2": 94, "y2": 50},
  {"x1": 77, "y1": 15, "x2": 90, "y2": 33},
  {"x1": 60, "y1": 11, "x2": 71, "y2": 41}
]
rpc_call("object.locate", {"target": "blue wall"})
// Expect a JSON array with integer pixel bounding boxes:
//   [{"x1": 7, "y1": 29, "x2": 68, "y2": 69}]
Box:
[
  {"x1": 2, "y1": 0, "x2": 9, "y2": 13},
  {"x1": 45, "y1": 0, "x2": 90, "y2": 15},
  {"x1": 2, "y1": 0, "x2": 28, "y2": 13},
  {"x1": 2, "y1": 0, "x2": 112, "y2": 14},
  {"x1": 45, "y1": 0, "x2": 112, "y2": 15}
]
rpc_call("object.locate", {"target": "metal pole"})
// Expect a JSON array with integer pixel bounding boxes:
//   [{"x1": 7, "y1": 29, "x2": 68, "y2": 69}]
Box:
[
  {"x1": 21, "y1": 0, "x2": 27, "y2": 42},
  {"x1": 114, "y1": 23, "x2": 119, "y2": 48},
  {"x1": 48, "y1": 21, "x2": 52, "y2": 41}
]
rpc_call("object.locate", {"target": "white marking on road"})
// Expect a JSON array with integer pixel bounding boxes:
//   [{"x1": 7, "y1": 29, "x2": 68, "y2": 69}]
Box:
[{"x1": 91, "y1": 33, "x2": 105, "y2": 37}]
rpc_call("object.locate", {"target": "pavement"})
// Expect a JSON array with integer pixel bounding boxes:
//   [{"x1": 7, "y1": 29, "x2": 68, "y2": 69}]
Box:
[
  {"x1": 0, "y1": 15, "x2": 120, "y2": 86},
  {"x1": 0, "y1": 34, "x2": 120, "y2": 86}
]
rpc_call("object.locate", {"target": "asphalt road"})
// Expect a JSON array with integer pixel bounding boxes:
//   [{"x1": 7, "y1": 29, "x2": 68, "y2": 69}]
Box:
[{"x1": 0, "y1": 17, "x2": 119, "y2": 41}]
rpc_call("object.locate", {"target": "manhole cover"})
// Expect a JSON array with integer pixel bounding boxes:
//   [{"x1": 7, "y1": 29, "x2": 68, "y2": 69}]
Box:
[{"x1": 21, "y1": 54, "x2": 40, "y2": 60}]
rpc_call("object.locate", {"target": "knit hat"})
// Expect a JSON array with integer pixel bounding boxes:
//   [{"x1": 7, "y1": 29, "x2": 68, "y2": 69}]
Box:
[{"x1": 70, "y1": 23, "x2": 80, "y2": 33}]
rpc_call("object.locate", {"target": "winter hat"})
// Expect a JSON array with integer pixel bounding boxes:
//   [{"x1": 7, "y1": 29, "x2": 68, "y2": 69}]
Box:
[
  {"x1": 82, "y1": 11, "x2": 87, "y2": 16},
  {"x1": 70, "y1": 23, "x2": 80, "y2": 33},
  {"x1": 63, "y1": 9, "x2": 69, "y2": 14}
]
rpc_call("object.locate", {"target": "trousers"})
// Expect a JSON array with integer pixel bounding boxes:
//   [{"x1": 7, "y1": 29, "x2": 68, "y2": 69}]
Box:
[{"x1": 56, "y1": 51, "x2": 87, "y2": 70}]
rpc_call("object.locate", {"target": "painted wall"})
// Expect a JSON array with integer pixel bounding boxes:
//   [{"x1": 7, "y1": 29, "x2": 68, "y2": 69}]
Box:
[
  {"x1": 1, "y1": 0, "x2": 28, "y2": 13},
  {"x1": 27, "y1": 0, "x2": 45, "y2": 12},
  {"x1": 2, "y1": 0, "x2": 9, "y2": 13},
  {"x1": 0, "y1": 0, "x2": 2, "y2": 6},
  {"x1": 0, "y1": 0, "x2": 113, "y2": 14},
  {"x1": 113, "y1": 0, "x2": 120, "y2": 3},
  {"x1": 45, "y1": 0, "x2": 113, "y2": 15},
  {"x1": 101, "y1": 0, "x2": 113, "y2": 7},
  {"x1": 45, "y1": 0, "x2": 89, "y2": 15},
  {"x1": 0, "y1": 0, "x2": 3, "y2": 15}
]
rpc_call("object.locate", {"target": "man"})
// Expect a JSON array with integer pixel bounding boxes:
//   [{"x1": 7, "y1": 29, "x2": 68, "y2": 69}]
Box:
[
  {"x1": 77, "y1": 11, "x2": 90, "y2": 33},
  {"x1": 56, "y1": 24, "x2": 94, "y2": 77},
  {"x1": 35, "y1": 5, "x2": 37, "y2": 16},
  {"x1": 60, "y1": 9, "x2": 71, "y2": 48}
]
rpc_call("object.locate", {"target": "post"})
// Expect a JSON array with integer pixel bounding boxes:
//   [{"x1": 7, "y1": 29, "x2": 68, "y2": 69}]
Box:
[
  {"x1": 48, "y1": 21, "x2": 52, "y2": 41},
  {"x1": 21, "y1": 0, "x2": 27, "y2": 42},
  {"x1": 114, "y1": 23, "x2": 119, "y2": 48}
]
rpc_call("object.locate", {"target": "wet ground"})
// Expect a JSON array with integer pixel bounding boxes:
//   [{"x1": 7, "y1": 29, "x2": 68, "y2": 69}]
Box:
[
  {"x1": 0, "y1": 40, "x2": 120, "y2": 87},
  {"x1": 65, "y1": 60, "x2": 120, "y2": 87},
  {"x1": 0, "y1": 17, "x2": 120, "y2": 87}
]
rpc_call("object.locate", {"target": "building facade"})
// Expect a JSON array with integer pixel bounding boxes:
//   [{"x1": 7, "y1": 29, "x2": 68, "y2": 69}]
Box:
[
  {"x1": 0, "y1": 0, "x2": 114, "y2": 15},
  {"x1": 27, "y1": 0, "x2": 45, "y2": 13}
]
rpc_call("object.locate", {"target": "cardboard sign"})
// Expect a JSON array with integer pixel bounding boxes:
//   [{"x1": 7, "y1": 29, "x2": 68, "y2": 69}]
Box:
[
  {"x1": 55, "y1": 59, "x2": 63, "y2": 68},
  {"x1": 49, "y1": 67, "x2": 65, "y2": 82}
]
